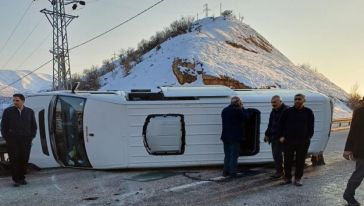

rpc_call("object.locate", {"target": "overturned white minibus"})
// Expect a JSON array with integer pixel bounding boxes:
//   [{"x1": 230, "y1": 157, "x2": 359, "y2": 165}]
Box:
[{"x1": 24, "y1": 86, "x2": 333, "y2": 169}]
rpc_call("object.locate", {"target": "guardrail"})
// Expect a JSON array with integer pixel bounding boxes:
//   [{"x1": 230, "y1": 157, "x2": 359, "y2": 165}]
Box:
[{"x1": 331, "y1": 118, "x2": 352, "y2": 132}]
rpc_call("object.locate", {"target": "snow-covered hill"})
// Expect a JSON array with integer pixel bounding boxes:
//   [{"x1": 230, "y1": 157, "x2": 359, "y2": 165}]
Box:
[
  {"x1": 0, "y1": 70, "x2": 52, "y2": 97},
  {"x1": 101, "y1": 17, "x2": 347, "y2": 95},
  {"x1": 100, "y1": 16, "x2": 350, "y2": 118}
]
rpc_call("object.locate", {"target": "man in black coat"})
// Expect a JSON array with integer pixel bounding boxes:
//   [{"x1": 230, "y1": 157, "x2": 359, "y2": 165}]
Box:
[
  {"x1": 264, "y1": 95, "x2": 289, "y2": 178},
  {"x1": 1, "y1": 93, "x2": 37, "y2": 187},
  {"x1": 343, "y1": 99, "x2": 364, "y2": 206},
  {"x1": 279, "y1": 93, "x2": 314, "y2": 186},
  {"x1": 221, "y1": 96, "x2": 246, "y2": 177}
]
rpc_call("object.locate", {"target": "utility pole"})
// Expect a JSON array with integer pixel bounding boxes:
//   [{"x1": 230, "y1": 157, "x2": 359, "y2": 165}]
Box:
[
  {"x1": 240, "y1": 13, "x2": 244, "y2": 22},
  {"x1": 203, "y1": 3, "x2": 210, "y2": 17},
  {"x1": 219, "y1": 3, "x2": 222, "y2": 15},
  {"x1": 41, "y1": 0, "x2": 85, "y2": 91},
  {"x1": 111, "y1": 51, "x2": 116, "y2": 61}
]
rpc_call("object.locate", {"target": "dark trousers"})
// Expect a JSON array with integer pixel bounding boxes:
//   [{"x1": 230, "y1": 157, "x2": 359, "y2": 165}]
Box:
[
  {"x1": 271, "y1": 141, "x2": 284, "y2": 173},
  {"x1": 344, "y1": 159, "x2": 364, "y2": 197},
  {"x1": 223, "y1": 142, "x2": 240, "y2": 176},
  {"x1": 6, "y1": 136, "x2": 32, "y2": 182},
  {"x1": 284, "y1": 140, "x2": 310, "y2": 180}
]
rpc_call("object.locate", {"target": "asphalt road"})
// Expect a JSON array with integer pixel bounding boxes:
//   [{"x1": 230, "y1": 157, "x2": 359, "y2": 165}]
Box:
[{"x1": 0, "y1": 130, "x2": 360, "y2": 206}]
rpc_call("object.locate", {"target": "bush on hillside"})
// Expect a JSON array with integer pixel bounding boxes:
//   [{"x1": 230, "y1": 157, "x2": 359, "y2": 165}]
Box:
[
  {"x1": 119, "y1": 48, "x2": 140, "y2": 77},
  {"x1": 119, "y1": 16, "x2": 194, "y2": 76},
  {"x1": 76, "y1": 16, "x2": 195, "y2": 82},
  {"x1": 71, "y1": 66, "x2": 101, "y2": 90},
  {"x1": 348, "y1": 83, "x2": 362, "y2": 109},
  {"x1": 221, "y1": 10, "x2": 233, "y2": 17},
  {"x1": 100, "y1": 59, "x2": 116, "y2": 75}
]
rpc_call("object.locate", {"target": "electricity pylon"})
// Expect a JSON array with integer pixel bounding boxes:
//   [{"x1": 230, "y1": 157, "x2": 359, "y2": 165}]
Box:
[{"x1": 41, "y1": 0, "x2": 85, "y2": 90}]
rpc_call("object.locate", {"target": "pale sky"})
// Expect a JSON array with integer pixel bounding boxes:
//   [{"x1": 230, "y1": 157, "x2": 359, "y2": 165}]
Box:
[{"x1": 0, "y1": 0, "x2": 363, "y2": 95}]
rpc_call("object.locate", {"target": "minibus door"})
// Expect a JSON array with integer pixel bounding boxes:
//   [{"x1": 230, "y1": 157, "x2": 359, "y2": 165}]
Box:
[
  {"x1": 49, "y1": 95, "x2": 91, "y2": 167},
  {"x1": 240, "y1": 108, "x2": 261, "y2": 156}
]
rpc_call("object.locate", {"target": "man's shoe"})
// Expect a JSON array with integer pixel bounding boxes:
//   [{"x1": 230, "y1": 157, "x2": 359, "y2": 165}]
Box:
[
  {"x1": 222, "y1": 171, "x2": 229, "y2": 177},
  {"x1": 270, "y1": 172, "x2": 284, "y2": 179},
  {"x1": 280, "y1": 178, "x2": 292, "y2": 185},
  {"x1": 294, "y1": 179, "x2": 303, "y2": 186},
  {"x1": 19, "y1": 179, "x2": 27, "y2": 185},
  {"x1": 13, "y1": 182, "x2": 20, "y2": 187},
  {"x1": 229, "y1": 173, "x2": 237, "y2": 178},
  {"x1": 343, "y1": 194, "x2": 361, "y2": 206}
]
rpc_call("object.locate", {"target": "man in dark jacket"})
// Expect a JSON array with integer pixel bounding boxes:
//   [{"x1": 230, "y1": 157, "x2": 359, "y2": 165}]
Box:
[
  {"x1": 264, "y1": 95, "x2": 289, "y2": 178},
  {"x1": 221, "y1": 96, "x2": 246, "y2": 177},
  {"x1": 1, "y1": 93, "x2": 37, "y2": 187},
  {"x1": 343, "y1": 99, "x2": 364, "y2": 206},
  {"x1": 279, "y1": 94, "x2": 314, "y2": 186}
]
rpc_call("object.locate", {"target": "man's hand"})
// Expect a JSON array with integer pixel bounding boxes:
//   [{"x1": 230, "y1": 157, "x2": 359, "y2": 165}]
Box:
[
  {"x1": 279, "y1": 137, "x2": 285, "y2": 143},
  {"x1": 343, "y1": 151, "x2": 353, "y2": 160},
  {"x1": 264, "y1": 136, "x2": 269, "y2": 143}
]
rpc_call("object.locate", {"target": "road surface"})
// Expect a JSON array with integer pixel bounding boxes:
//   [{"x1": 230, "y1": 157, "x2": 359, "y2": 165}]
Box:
[{"x1": 0, "y1": 130, "x2": 361, "y2": 206}]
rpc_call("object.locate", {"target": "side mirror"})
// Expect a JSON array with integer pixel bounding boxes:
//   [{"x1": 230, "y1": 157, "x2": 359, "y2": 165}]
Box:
[{"x1": 71, "y1": 82, "x2": 80, "y2": 93}]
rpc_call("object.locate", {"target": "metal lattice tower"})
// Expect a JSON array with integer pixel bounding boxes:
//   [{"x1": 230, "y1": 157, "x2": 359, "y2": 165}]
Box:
[
  {"x1": 41, "y1": 0, "x2": 83, "y2": 90},
  {"x1": 203, "y1": 4, "x2": 210, "y2": 17}
]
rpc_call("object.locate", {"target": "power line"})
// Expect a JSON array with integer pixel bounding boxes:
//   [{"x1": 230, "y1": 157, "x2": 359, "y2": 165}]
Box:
[
  {"x1": 0, "y1": 1, "x2": 34, "y2": 57},
  {"x1": 13, "y1": 3, "x2": 78, "y2": 72},
  {"x1": 16, "y1": 32, "x2": 52, "y2": 69},
  {"x1": 70, "y1": 0, "x2": 165, "y2": 51},
  {"x1": 0, "y1": 0, "x2": 166, "y2": 92},
  {"x1": 2, "y1": 16, "x2": 45, "y2": 69}
]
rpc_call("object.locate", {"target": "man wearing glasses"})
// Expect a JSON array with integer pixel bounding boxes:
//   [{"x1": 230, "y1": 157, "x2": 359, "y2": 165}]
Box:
[
  {"x1": 1, "y1": 94, "x2": 37, "y2": 187},
  {"x1": 264, "y1": 95, "x2": 289, "y2": 179},
  {"x1": 279, "y1": 94, "x2": 315, "y2": 186}
]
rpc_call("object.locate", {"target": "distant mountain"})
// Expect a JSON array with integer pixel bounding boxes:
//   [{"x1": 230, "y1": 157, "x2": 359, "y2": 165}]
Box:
[
  {"x1": 99, "y1": 16, "x2": 351, "y2": 118},
  {"x1": 0, "y1": 70, "x2": 52, "y2": 97}
]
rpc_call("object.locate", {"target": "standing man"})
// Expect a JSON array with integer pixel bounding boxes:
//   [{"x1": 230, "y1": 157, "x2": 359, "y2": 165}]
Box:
[
  {"x1": 279, "y1": 94, "x2": 314, "y2": 186},
  {"x1": 1, "y1": 94, "x2": 37, "y2": 187},
  {"x1": 221, "y1": 96, "x2": 246, "y2": 177},
  {"x1": 343, "y1": 98, "x2": 364, "y2": 206},
  {"x1": 264, "y1": 95, "x2": 289, "y2": 179}
]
